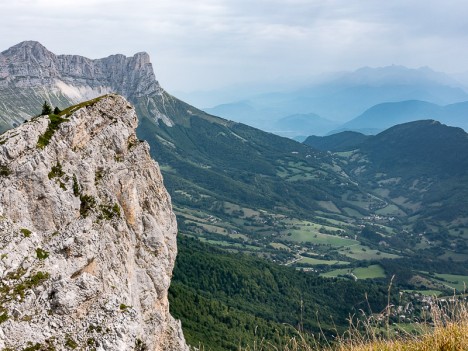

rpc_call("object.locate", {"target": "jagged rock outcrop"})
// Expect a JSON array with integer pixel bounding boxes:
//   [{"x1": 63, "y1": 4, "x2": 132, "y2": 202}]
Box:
[
  {"x1": 0, "y1": 41, "x2": 173, "y2": 132},
  {"x1": 0, "y1": 94, "x2": 188, "y2": 350}
]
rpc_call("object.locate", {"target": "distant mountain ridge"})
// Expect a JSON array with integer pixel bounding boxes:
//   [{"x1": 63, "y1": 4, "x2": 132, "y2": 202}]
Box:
[
  {"x1": 359, "y1": 120, "x2": 468, "y2": 177},
  {"x1": 333, "y1": 100, "x2": 468, "y2": 134},
  {"x1": 0, "y1": 41, "x2": 170, "y2": 131},
  {"x1": 204, "y1": 65, "x2": 468, "y2": 136},
  {"x1": 330, "y1": 65, "x2": 462, "y2": 88}
]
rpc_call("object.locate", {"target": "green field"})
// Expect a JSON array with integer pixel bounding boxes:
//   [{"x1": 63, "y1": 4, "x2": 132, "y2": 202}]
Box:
[
  {"x1": 321, "y1": 264, "x2": 386, "y2": 279},
  {"x1": 433, "y1": 273, "x2": 468, "y2": 292},
  {"x1": 403, "y1": 289, "x2": 443, "y2": 297},
  {"x1": 296, "y1": 257, "x2": 350, "y2": 266},
  {"x1": 285, "y1": 230, "x2": 357, "y2": 246},
  {"x1": 269, "y1": 242, "x2": 290, "y2": 250},
  {"x1": 376, "y1": 204, "x2": 406, "y2": 216},
  {"x1": 199, "y1": 238, "x2": 261, "y2": 251},
  {"x1": 339, "y1": 244, "x2": 399, "y2": 260}
]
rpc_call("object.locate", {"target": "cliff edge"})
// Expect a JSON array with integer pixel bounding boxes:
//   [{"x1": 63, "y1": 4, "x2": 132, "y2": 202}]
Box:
[{"x1": 0, "y1": 94, "x2": 188, "y2": 350}]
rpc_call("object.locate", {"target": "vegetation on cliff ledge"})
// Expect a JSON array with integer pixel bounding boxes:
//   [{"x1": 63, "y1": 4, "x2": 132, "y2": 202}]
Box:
[{"x1": 36, "y1": 96, "x2": 107, "y2": 148}]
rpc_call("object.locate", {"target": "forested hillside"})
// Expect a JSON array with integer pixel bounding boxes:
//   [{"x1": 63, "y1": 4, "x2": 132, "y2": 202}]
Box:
[{"x1": 169, "y1": 237, "x2": 392, "y2": 350}]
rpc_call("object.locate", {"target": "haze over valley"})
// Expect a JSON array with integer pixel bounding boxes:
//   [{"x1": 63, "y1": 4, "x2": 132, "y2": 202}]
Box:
[{"x1": 202, "y1": 65, "x2": 468, "y2": 138}]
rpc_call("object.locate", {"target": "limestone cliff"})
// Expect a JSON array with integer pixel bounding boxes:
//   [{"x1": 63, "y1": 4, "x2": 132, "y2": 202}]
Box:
[
  {"x1": 0, "y1": 41, "x2": 173, "y2": 132},
  {"x1": 0, "y1": 94, "x2": 188, "y2": 350}
]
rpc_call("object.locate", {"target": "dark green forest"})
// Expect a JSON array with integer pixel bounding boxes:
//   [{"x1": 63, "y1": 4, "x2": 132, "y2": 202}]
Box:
[{"x1": 169, "y1": 236, "x2": 392, "y2": 350}]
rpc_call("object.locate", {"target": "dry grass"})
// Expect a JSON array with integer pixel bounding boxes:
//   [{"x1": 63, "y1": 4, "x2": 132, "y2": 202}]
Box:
[
  {"x1": 334, "y1": 294, "x2": 468, "y2": 351},
  {"x1": 240, "y1": 293, "x2": 468, "y2": 351}
]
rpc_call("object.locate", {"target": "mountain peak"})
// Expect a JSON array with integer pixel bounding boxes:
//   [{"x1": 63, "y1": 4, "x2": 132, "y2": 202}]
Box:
[
  {"x1": 8, "y1": 40, "x2": 47, "y2": 50},
  {"x1": 133, "y1": 51, "x2": 151, "y2": 63},
  {"x1": 2, "y1": 40, "x2": 54, "y2": 61},
  {"x1": 0, "y1": 42, "x2": 167, "y2": 131}
]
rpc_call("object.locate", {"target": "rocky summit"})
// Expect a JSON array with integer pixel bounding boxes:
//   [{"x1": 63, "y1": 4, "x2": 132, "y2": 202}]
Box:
[
  {"x1": 0, "y1": 41, "x2": 172, "y2": 132},
  {"x1": 0, "y1": 94, "x2": 187, "y2": 350}
]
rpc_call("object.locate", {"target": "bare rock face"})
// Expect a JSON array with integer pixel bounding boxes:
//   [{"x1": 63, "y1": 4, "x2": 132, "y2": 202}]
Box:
[
  {"x1": 0, "y1": 94, "x2": 188, "y2": 350},
  {"x1": 0, "y1": 41, "x2": 162, "y2": 98},
  {"x1": 0, "y1": 41, "x2": 172, "y2": 132}
]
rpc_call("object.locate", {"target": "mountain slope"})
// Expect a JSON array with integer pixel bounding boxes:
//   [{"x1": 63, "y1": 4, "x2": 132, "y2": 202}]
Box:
[
  {"x1": 169, "y1": 236, "x2": 390, "y2": 351},
  {"x1": 304, "y1": 131, "x2": 370, "y2": 151},
  {"x1": 360, "y1": 120, "x2": 468, "y2": 176},
  {"x1": 340, "y1": 120, "x2": 468, "y2": 221},
  {"x1": 1, "y1": 41, "x2": 406, "y2": 267},
  {"x1": 135, "y1": 96, "x2": 368, "y2": 220}
]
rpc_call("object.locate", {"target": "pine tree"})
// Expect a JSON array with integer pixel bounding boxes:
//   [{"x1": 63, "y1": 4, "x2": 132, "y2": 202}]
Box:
[
  {"x1": 53, "y1": 106, "x2": 61, "y2": 115},
  {"x1": 41, "y1": 101, "x2": 52, "y2": 115}
]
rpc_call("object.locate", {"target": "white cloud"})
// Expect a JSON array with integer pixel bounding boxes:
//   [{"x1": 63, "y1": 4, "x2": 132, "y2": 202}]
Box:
[{"x1": 1, "y1": 0, "x2": 468, "y2": 92}]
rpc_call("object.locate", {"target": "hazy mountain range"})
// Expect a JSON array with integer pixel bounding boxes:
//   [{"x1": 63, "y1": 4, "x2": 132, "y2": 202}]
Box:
[
  {"x1": 331, "y1": 100, "x2": 468, "y2": 135},
  {"x1": 204, "y1": 65, "x2": 468, "y2": 137}
]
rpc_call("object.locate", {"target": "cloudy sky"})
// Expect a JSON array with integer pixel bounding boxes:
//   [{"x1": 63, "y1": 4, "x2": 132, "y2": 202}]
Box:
[{"x1": 1, "y1": 0, "x2": 468, "y2": 100}]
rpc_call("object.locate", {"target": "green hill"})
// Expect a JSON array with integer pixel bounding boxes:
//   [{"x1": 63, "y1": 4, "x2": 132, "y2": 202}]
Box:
[
  {"x1": 303, "y1": 131, "x2": 370, "y2": 151},
  {"x1": 359, "y1": 120, "x2": 468, "y2": 177},
  {"x1": 343, "y1": 120, "x2": 468, "y2": 221}
]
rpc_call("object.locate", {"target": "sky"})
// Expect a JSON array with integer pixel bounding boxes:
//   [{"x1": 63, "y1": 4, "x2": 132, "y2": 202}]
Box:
[{"x1": 1, "y1": 0, "x2": 468, "y2": 102}]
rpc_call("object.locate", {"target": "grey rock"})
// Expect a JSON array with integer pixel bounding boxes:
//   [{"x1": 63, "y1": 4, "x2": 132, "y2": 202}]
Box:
[
  {"x1": 0, "y1": 94, "x2": 188, "y2": 350},
  {"x1": 0, "y1": 41, "x2": 172, "y2": 132}
]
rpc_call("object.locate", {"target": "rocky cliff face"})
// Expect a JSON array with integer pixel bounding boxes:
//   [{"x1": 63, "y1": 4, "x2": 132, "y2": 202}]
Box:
[
  {"x1": 0, "y1": 41, "x2": 172, "y2": 132},
  {"x1": 0, "y1": 94, "x2": 188, "y2": 350}
]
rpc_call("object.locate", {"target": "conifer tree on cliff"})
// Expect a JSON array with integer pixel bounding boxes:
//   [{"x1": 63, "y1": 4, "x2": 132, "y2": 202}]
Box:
[{"x1": 41, "y1": 101, "x2": 52, "y2": 115}]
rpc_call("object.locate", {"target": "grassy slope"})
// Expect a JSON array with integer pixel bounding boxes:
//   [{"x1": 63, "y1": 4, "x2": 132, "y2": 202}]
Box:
[
  {"x1": 134, "y1": 92, "x2": 394, "y2": 266},
  {"x1": 259, "y1": 322, "x2": 468, "y2": 351},
  {"x1": 136, "y1": 96, "x2": 354, "y2": 217}
]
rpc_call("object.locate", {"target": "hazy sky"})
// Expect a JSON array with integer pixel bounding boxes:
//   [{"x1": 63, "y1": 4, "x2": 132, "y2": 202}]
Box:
[{"x1": 1, "y1": 0, "x2": 468, "y2": 94}]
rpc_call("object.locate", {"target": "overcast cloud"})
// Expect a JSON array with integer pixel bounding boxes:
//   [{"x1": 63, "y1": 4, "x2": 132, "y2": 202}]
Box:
[{"x1": 1, "y1": 0, "x2": 468, "y2": 95}]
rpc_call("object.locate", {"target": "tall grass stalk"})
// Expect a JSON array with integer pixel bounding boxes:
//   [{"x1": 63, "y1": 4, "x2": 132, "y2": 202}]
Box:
[{"x1": 239, "y1": 293, "x2": 468, "y2": 351}]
